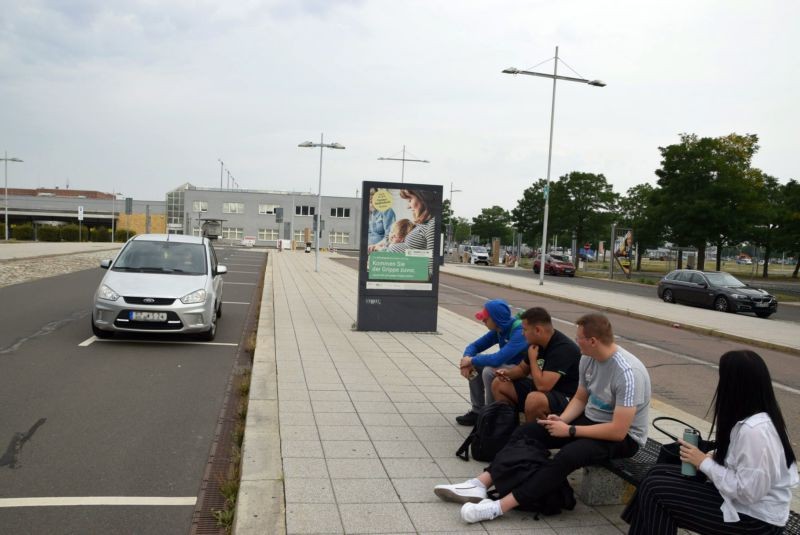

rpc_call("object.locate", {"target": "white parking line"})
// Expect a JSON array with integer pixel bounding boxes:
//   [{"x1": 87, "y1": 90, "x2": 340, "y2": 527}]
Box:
[
  {"x1": 226, "y1": 271, "x2": 260, "y2": 274},
  {"x1": 225, "y1": 282, "x2": 256, "y2": 285},
  {"x1": 223, "y1": 301, "x2": 250, "y2": 305},
  {"x1": 0, "y1": 497, "x2": 196, "y2": 508},
  {"x1": 78, "y1": 337, "x2": 237, "y2": 347}
]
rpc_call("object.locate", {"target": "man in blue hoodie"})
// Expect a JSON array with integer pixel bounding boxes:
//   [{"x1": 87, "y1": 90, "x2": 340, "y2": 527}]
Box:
[{"x1": 457, "y1": 299, "x2": 529, "y2": 426}]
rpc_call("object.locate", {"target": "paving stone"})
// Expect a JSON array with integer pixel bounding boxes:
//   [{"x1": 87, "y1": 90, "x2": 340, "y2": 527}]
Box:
[
  {"x1": 318, "y1": 425, "x2": 368, "y2": 441},
  {"x1": 338, "y1": 503, "x2": 415, "y2": 534},
  {"x1": 286, "y1": 503, "x2": 343, "y2": 534},
  {"x1": 391, "y1": 477, "x2": 443, "y2": 503},
  {"x1": 374, "y1": 440, "x2": 429, "y2": 458},
  {"x1": 326, "y1": 458, "x2": 387, "y2": 479},
  {"x1": 332, "y1": 478, "x2": 399, "y2": 503},
  {"x1": 285, "y1": 477, "x2": 335, "y2": 503},
  {"x1": 321, "y1": 440, "x2": 378, "y2": 459},
  {"x1": 283, "y1": 457, "x2": 329, "y2": 479}
]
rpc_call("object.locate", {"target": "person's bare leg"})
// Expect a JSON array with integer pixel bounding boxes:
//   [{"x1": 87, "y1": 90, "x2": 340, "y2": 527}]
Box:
[
  {"x1": 499, "y1": 492, "x2": 520, "y2": 513},
  {"x1": 523, "y1": 392, "x2": 550, "y2": 422},
  {"x1": 491, "y1": 378, "x2": 518, "y2": 406},
  {"x1": 477, "y1": 471, "x2": 492, "y2": 488}
]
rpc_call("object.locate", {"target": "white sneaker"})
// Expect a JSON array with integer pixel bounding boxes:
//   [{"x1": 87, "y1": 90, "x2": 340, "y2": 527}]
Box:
[
  {"x1": 433, "y1": 481, "x2": 488, "y2": 504},
  {"x1": 461, "y1": 498, "x2": 501, "y2": 523}
]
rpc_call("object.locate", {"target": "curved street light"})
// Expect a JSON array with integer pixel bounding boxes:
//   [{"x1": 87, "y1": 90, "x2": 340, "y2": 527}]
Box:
[
  {"x1": 503, "y1": 46, "x2": 604, "y2": 285},
  {"x1": 2, "y1": 152, "x2": 24, "y2": 240},
  {"x1": 377, "y1": 145, "x2": 429, "y2": 184}
]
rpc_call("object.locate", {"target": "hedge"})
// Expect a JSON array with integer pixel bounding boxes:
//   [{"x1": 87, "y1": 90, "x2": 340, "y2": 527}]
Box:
[
  {"x1": 11, "y1": 224, "x2": 34, "y2": 241},
  {"x1": 37, "y1": 225, "x2": 61, "y2": 242}
]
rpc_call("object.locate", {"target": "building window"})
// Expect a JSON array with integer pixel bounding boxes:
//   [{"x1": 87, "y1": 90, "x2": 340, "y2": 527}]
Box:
[
  {"x1": 192, "y1": 201, "x2": 208, "y2": 213},
  {"x1": 330, "y1": 207, "x2": 351, "y2": 218},
  {"x1": 223, "y1": 202, "x2": 245, "y2": 214},
  {"x1": 258, "y1": 204, "x2": 280, "y2": 215},
  {"x1": 295, "y1": 205, "x2": 316, "y2": 216},
  {"x1": 329, "y1": 231, "x2": 350, "y2": 244},
  {"x1": 192, "y1": 227, "x2": 203, "y2": 237},
  {"x1": 294, "y1": 230, "x2": 306, "y2": 244},
  {"x1": 258, "y1": 228, "x2": 279, "y2": 241},
  {"x1": 222, "y1": 227, "x2": 244, "y2": 239}
]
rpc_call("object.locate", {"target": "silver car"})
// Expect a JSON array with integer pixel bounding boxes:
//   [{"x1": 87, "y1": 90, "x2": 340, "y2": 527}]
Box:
[{"x1": 91, "y1": 234, "x2": 227, "y2": 341}]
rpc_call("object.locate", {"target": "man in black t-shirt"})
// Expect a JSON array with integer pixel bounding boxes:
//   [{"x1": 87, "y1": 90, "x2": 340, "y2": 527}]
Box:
[{"x1": 491, "y1": 307, "x2": 581, "y2": 422}]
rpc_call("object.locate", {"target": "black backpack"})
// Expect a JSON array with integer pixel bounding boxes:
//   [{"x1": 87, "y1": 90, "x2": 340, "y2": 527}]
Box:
[
  {"x1": 488, "y1": 433, "x2": 576, "y2": 517},
  {"x1": 455, "y1": 402, "x2": 518, "y2": 462}
]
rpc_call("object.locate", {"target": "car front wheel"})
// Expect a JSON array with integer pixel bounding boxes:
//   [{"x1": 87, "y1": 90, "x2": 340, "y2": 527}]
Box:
[
  {"x1": 662, "y1": 289, "x2": 674, "y2": 303},
  {"x1": 714, "y1": 296, "x2": 731, "y2": 313}
]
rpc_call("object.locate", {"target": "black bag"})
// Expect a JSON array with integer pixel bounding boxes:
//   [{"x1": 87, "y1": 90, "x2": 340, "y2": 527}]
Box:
[
  {"x1": 653, "y1": 416, "x2": 716, "y2": 465},
  {"x1": 455, "y1": 402, "x2": 518, "y2": 462},
  {"x1": 488, "y1": 433, "x2": 576, "y2": 517}
]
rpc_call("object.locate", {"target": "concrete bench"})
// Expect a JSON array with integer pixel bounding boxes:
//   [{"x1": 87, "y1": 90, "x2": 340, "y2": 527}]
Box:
[{"x1": 578, "y1": 437, "x2": 800, "y2": 534}]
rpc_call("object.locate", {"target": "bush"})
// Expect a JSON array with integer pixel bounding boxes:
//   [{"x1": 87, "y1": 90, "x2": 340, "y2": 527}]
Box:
[
  {"x1": 115, "y1": 229, "x2": 136, "y2": 242},
  {"x1": 92, "y1": 226, "x2": 110, "y2": 242},
  {"x1": 0, "y1": 223, "x2": 4, "y2": 238},
  {"x1": 37, "y1": 225, "x2": 61, "y2": 242},
  {"x1": 12, "y1": 224, "x2": 34, "y2": 241},
  {"x1": 60, "y1": 224, "x2": 80, "y2": 241}
]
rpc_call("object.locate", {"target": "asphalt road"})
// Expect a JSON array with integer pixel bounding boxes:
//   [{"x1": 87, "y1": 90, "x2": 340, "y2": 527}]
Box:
[
  {"x1": 0, "y1": 246, "x2": 265, "y2": 534},
  {"x1": 458, "y1": 263, "x2": 800, "y2": 323},
  {"x1": 334, "y1": 257, "x2": 800, "y2": 448}
]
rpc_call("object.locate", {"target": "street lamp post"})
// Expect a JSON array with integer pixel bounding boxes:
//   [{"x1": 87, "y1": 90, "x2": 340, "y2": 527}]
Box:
[
  {"x1": 377, "y1": 145, "x2": 429, "y2": 184},
  {"x1": 218, "y1": 158, "x2": 224, "y2": 189},
  {"x1": 503, "y1": 46, "x2": 605, "y2": 285},
  {"x1": 448, "y1": 182, "x2": 462, "y2": 250},
  {"x1": 2, "y1": 151, "x2": 24, "y2": 241},
  {"x1": 298, "y1": 134, "x2": 346, "y2": 272}
]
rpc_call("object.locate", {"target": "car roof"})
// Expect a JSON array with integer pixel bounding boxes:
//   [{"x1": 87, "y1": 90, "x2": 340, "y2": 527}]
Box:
[{"x1": 132, "y1": 233, "x2": 205, "y2": 244}]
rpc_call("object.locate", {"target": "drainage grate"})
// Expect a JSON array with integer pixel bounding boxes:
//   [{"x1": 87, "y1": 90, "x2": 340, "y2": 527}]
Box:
[{"x1": 190, "y1": 253, "x2": 265, "y2": 535}]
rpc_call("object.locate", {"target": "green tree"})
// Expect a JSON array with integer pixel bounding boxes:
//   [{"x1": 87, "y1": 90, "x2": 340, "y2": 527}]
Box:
[
  {"x1": 773, "y1": 179, "x2": 800, "y2": 278},
  {"x1": 511, "y1": 179, "x2": 547, "y2": 247},
  {"x1": 651, "y1": 133, "x2": 761, "y2": 270},
  {"x1": 472, "y1": 206, "x2": 512, "y2": 243},
  {"x1": 452, "y1": 216, "x2": 472, "y2": 243},
  {"x1": 441, "y1": 199, "x2": 453, "y2": 228},
  {"x1": 549, "y1": 172, "x2": 618, "y2": 252},
  {"x1": 745, "y1": 174, "x2": 784, "y2": 278}
]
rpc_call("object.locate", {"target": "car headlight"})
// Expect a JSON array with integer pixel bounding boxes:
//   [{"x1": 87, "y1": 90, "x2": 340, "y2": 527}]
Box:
[
  {"x1": 730, "y1": 293, "x2": 749, "y2": 300},
  {"x1": 98, "y1": 284, "x2": 120, "y2": 301},
  {"x1": 181, "y1": 289, "x2": 207, "y2": 304}
]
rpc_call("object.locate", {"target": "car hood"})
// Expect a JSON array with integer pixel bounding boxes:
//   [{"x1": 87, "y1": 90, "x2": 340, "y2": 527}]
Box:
[
  {"x1": 725, "y1": 286, "x2": 771, "y2": 297},
  {"x1": 101, "y1": 271, "x2": 209, "y2": 298}
]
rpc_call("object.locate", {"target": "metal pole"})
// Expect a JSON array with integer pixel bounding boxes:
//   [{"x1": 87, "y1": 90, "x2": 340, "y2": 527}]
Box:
[
  {"x1": 401, "y1": 145, "x2": 406, "y2": 184},
  {"x1": 219, "y1": 159, "x2": 224, "y2": 189},
  {"x1": 609, "y1": 224, "x2": 616, "y2": 279},
  {"x1": 111, "y1": 193, "x2": 116, "y2": 241},
  {"x1": 316, "y1": 133, "x2": 324, "y2": 272},
  {"x1": 539, "y1": 46, "x2": 559, "y2": 286},
  {"x1": 4, "y1": 151, "x2": 8, "y2": 240}
]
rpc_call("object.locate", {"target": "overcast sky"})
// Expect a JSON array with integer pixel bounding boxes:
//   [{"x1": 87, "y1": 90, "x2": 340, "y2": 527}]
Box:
[{"x1": 2, "y1": 1, "x2": 798, "y2": 218}]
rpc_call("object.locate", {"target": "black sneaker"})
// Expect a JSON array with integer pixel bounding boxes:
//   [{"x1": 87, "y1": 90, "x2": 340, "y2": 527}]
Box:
[{"x1": 456, "y1": 411, "x2": 478, "y2": 426}]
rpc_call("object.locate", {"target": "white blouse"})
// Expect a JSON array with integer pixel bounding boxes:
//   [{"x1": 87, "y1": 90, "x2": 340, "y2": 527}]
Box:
[{"x1": 699, "y1": 412, "x2": 799, "y2": 526}]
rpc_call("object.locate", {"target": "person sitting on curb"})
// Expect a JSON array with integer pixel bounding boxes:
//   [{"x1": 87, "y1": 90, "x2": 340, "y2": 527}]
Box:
[
  {"x1": 491, "y1": 307, "x2": 580, "y2": 422},
  {"x1": 456, "y1": 299, "x2": 528, "y2": 426},
  {"x1": 435, "y1": 313, "x2": 651, "y2": 524}
]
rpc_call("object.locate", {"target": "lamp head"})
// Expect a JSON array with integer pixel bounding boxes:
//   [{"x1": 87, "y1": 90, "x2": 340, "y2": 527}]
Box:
[
  {"x1": 502, "y1": 67, "x2": 520, "y2": 74},
  {"x1": 587, "y1": 79, "x2": 606, "y2": 87},
  {"x1": 298, "y1": 141, "x2": 314, "y2": 148},
  {"x1": 329, "y1": 143, "x2": 345, "y2": 149}
]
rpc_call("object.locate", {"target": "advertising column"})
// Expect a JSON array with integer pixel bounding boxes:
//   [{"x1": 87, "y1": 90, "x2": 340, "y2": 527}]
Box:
[{"x1": 356, "y1": 181, "x2": 442, "y2": 332}]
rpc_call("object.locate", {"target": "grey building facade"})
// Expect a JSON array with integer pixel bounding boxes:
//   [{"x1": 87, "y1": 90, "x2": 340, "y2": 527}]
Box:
[{"x1": 166, "y1": 183, "x2": 362, "y2": 250}]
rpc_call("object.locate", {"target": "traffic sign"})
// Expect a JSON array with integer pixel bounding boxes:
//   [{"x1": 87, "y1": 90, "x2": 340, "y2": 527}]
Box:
[{"x1": 78, "y1": 206, "x2": 84, "y2": 221}]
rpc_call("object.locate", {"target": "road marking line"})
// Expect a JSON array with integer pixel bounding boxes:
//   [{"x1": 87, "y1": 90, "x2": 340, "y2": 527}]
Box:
[
  {"x1": 87, "y1": 340, "x2": 238, "y2": 347},
  {"x1": 78, "y1": 336, "x2": 96, "y2": 347},
  {"x1": 223, "y1": 301, "x2": 250, "y2": 305},
  {"x1": 226, "y1": 271, "x2": 260, "y2": 274},
  {"x1": 225, "y1": 282, "x2": 256, "y2": 285},
  {"x1": 0, "y1": 497, "x2": 196, "y2": 508}
]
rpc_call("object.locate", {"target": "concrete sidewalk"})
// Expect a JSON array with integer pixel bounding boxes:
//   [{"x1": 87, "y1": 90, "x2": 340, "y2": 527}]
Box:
[
  {"x1": 440, "y1": 263, "x2": 800, "y2": 355},
  {"x1": 0, "y1": 241, "x2": 122, "y2": 260},
  {"x1": 235, "y1": 252, "x2": 734, "y2": 535}
]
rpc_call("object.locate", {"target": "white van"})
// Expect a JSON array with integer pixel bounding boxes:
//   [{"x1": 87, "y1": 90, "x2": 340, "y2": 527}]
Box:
[{"x1": 460, "y1": 245, "x2": 491, "y2": 265}]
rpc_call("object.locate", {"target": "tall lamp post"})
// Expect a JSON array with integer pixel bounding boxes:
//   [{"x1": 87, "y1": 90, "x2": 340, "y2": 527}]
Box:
[
  {"x1": 2, "y1": 151, "x2": 24, "y2": 241},
  {"x1": 298, "y1": 134, "x2": 346, "y2": 272},
  {"x1": 377, "y1": 145, "x2": 429, "y2": 184},
  {"x1": 503, "y1": 46, "x2": 605, "y2": 285},
  {"x1": 448, "y1": 182, "x2": 462, "y2": 250}
]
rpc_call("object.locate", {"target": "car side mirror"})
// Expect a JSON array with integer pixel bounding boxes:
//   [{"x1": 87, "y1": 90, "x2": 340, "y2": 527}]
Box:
[
  {"x1": 699, "y1": 282, "x2": 707, "y2": 288},
  {"x1": 100, "y1": 259, "x2": 112, "y2": 269},
  {"x1": 216, "y1": 265, "x2": 228, "y2": 275}
]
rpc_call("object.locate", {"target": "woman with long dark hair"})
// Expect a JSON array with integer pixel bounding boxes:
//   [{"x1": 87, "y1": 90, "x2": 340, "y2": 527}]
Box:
[{"x1": 623, "y1": 350, "x2": 798, "y2": 534}]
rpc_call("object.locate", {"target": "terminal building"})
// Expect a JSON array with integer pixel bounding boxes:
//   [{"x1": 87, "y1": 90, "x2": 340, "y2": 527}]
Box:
[{"x1": 3, "y1": 183, "x2": 363, "y2": 250}]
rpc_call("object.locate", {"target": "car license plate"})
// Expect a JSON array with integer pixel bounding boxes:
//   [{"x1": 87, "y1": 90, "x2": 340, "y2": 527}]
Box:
[
  {"x1": 755, "y1": 302, "x2": 769, "y2": 308},
  {"x1": 130, "y1": 311, "x2": 168, "y2": 321}
]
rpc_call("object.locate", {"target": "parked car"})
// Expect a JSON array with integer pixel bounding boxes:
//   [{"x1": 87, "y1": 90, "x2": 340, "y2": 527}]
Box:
[
  {"x1": 735, "y1": 257, "x2": 753, "y2": 265},
  {"x1": 91, "y1": 234, "x2": 227, "y2": 340},
  {"x1": 656, "y1": 269, "x2": 777, "y2": 318},
  {"x1": 533, "y1": 254, "x2": 576, "y2": 277},
  {"x1": 462, "y1": 245, "x2": 491, "y2": 265}
]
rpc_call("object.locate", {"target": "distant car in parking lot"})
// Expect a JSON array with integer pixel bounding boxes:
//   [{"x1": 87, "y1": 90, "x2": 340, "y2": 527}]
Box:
[
  {"x1": 462, "y1": 245, "x2": 491, "y2": 265},
  {"x1": 92, "y1": 234, "x2": 227, "y2": 340},
  {"x1": 657, "y1": 269, "x2": 777, "y2": 318},
  {"x1": 533, "y1": 254, "x2": 576, "y2": 277}
]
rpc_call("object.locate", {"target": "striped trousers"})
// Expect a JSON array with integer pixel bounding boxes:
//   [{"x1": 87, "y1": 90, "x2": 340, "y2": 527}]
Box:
[{"x1": 622, "y1": 464, "x2": 783, "y2": 535}]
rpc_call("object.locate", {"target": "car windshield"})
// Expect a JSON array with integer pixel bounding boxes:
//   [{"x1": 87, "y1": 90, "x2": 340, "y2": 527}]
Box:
[
  {"x1": 704, "y1": 272, "x2": 745, "y2": 288},
  {"x1": 550, "y1": 254, "x2": 568, "y2": 262},
  {"x1": 472, "y1": 247, "x2": 487, "y2": 253},
  {"x1": 113, "y1": 241, "x2": 206, "y2": 275}
]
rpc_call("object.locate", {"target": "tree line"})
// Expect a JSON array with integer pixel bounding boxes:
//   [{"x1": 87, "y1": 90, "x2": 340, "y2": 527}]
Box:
[{"x1": 443, "y1": 132, "x2": 800, "y2": 278}]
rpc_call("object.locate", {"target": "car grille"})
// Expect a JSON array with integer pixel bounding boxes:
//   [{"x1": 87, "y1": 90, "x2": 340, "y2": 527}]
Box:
[
  {"x1": 750, "y1": 296, "x2": 772, "y2": 304},
  {"x1": 123, "y1": 296, "x2": 176, "y2": 305},
  {"x1": 114, "y1": 310, "x2": 184, "y2": 330}
]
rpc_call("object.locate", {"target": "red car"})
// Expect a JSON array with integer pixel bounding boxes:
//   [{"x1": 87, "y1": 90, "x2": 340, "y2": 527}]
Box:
[{"x1": 533, "y1": 254, "x2": 576, "y2": 277}]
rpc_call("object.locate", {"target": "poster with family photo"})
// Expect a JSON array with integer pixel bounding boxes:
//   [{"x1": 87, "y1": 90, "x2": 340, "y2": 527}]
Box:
[{"x1": 361, "y1": 183, "x2": 442, "y2": 291}]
